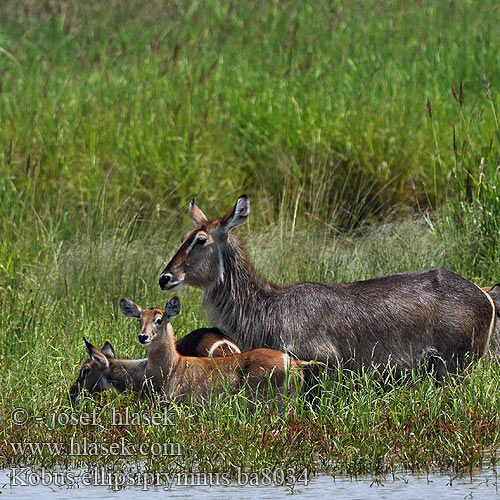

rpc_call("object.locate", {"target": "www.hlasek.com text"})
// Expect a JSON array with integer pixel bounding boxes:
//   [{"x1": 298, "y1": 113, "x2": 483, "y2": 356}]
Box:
[{"x1": 10, "y1": 438, "x2": 182, "y2": 457}]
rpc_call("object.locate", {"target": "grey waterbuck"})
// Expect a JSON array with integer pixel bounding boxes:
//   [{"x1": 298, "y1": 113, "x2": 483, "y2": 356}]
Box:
[
  {"x1": 128, "y1": 296, "x2": 323, "y2": 402},
  {"x1": 159, "y1": 195, "x2": 496, "y2": 378}
]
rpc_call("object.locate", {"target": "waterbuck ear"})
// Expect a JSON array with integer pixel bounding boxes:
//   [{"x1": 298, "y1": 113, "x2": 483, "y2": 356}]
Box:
[
  {"x1": 219, "y1": 195, "x2": 250, "y2": 234},
  {"x1": 83, "y1": 337, "x2": 94, "y2": 356},
  {"x1": 101, "y1": 341, "x2": 116, "y2": 359},
  {"x1": 120, "y1": 297, "x2": 142, "y2": 318},
  {"x1": 190, "y1": 199, "x2": 209, "y2": 226},
  {"x1": 83, "y1": 338, "x2": 109, "y2": 370},
  {"x1": 163, "y1": 296, "x2": 181, "y2": 321}
]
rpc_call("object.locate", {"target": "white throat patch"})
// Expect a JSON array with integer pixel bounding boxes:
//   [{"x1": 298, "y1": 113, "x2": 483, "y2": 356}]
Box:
[{"x1": 218, "y1": 251, "x2": 224, "y2": 284}]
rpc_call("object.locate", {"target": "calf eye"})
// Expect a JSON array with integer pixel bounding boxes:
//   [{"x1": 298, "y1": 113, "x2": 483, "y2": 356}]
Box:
[
  {"x1": 155, "y1": 317, "x2": 163, "y2": 326},
  {"x1": 196, "y1": 237, "x2": 207, "y2": 245}
]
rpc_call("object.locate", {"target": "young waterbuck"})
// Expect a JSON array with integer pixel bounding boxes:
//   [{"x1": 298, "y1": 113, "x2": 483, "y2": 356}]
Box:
[
  {"x1": 70, "y1": 304, "x2": 241, "y2": 404},
  {"x1": 126, "y1": 296, "x2": 323, "y2": 402},
  {"x1": 69, "y1": 339, "x2": 147, "y2": 405},
  {"x1": 159, "y1": 195, "x2": 496, "y2": 378},
  {"x1": 120, "y1": 298, "x2": 241, "y2": 357}
]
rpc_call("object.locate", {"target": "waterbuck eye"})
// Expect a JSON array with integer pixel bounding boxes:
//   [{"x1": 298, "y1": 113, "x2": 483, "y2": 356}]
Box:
[
  {"x1": 196, "y1": 236, "x2": 207, "y2": 245},
  {"x1": 154, "y1": 317, "x2": 163, "y2": 326}
]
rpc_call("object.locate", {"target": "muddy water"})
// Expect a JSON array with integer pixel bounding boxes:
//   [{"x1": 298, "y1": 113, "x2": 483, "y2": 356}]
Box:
[{"x1": 1, "y1": 467, "x2": 499, "y2": 499}]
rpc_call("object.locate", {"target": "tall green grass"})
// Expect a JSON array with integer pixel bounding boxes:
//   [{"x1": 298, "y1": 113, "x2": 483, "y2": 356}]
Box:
[
  {"x1": 431, "y1": 79, "x2": 500, "y2": 279},
  {"x1": 1, "y1": 0, "x2": 500, "y2": 231},
  {"x1": 1, "y1": 219, "x2": 500, "y2": 475}
]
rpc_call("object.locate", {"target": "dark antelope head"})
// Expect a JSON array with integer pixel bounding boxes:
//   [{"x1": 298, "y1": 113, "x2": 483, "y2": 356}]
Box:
[
  {"x1": 159, "y1": 194, "x2": 250, "y2": 290},
  {"x1": 69, "y1": 338, "x2": 116, "y2": 404},
  {"x1": 120, "y1": 296, "x2": 181, "y2": 346}
]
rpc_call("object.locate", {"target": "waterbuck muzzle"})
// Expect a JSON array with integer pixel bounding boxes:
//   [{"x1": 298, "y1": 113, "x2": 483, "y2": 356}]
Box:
[{"x1": 159, "y1": 272, "x2": 183, "y2": 291}]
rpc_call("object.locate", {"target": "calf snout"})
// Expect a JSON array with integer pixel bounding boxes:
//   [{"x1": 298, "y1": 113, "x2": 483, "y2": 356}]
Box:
[{"x1": 138, "y1": 334, "x2": 150, "y2": 345}]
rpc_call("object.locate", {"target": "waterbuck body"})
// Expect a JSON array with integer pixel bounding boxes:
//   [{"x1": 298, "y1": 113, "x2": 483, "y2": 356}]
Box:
[
  {"x1": 127, "y1": 296, "x2": 322, "y2": 402},
  {"x1": 159, "y1": 195, "x2": 496, "y2": 377}
]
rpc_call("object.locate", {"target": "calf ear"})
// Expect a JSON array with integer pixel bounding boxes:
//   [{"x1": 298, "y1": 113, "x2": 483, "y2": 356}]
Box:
[
  {"x1": 164, "y1": 296, "x2": 181, "y2": 321},
  {"x1": 120, "y1": 298, "x2": 142, "y2": 318},
  {"x1": 83, "y1": 338, "x2": 109, "y2": 370},
  {"x1": 83, "y1": 337, "x2": 94, "y2": 356},
  {"x1": 101, "y1": 341, "x2": 116, "y2": 359},
  {"x1": 219, "y1": 195, "x2": 250, "y2": 234},
  {"x1": 190, "y1": 199, "x2": 209, "y2": 226}
]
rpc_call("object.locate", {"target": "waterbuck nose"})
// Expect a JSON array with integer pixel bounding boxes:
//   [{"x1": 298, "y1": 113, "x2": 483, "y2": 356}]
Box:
[
  {"x1": 159, "y1": 273, "x2": 174, "y2": 290},
  {"x1": 138, "y1": 334, "x2": 149, "y2": 344}
]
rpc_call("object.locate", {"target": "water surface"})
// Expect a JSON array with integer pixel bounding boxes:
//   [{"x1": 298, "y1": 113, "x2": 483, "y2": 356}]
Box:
[{"x1": 1, "y1": 468, "x2": 498, "y2": 499}]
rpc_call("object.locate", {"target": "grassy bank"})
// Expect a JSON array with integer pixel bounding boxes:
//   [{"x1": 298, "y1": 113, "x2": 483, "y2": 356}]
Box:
[
  {"x1": 2, "y1": 217, "x2": 500, "y2": 478},
  {"x1": 1, "y1": 0, "x2": 500, "y2": 230}
]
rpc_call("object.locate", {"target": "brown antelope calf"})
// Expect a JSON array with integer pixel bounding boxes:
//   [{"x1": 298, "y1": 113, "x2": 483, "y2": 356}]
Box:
[
  {"x1": 120, "y1": 297, "x2": 240, "y2": 357},
  {"x1": 158, "y1": 195, "x2": 497, "y2": 380},
  {"x1": 70, "y1": 304, "x2": 241, "y2": 404},
  {"x1": 69, "y1": 339, "x2": 147, "y2": 405},
  {"x1": 125, "y1": 296, "x2": 323, "y2": 402}
]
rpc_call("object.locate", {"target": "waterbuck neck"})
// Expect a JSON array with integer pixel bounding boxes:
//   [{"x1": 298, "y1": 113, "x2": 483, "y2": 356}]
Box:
[
  {"x1": 203, "y1": 234, "x2": 279, "y2": 350},
  {"x1": 145, "y1": 323, "x2": 180, "y2": 378},
  {"x1": 108, "y1": 358, "x2": 147, "y2": 392}
]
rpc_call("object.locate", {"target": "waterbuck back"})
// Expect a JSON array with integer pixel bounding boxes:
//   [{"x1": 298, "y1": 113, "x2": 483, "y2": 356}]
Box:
[{"x1": 175, "y1": 328, "x2": 241, "y2": 357}]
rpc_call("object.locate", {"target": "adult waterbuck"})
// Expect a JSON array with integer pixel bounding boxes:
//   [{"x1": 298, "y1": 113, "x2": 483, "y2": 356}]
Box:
[
  {"x1": 159, "y1": 195, "x2": 496, "y2": 379},
  {"x1": 126, "y1": 296, "x2": 323, "y2": 402}
]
